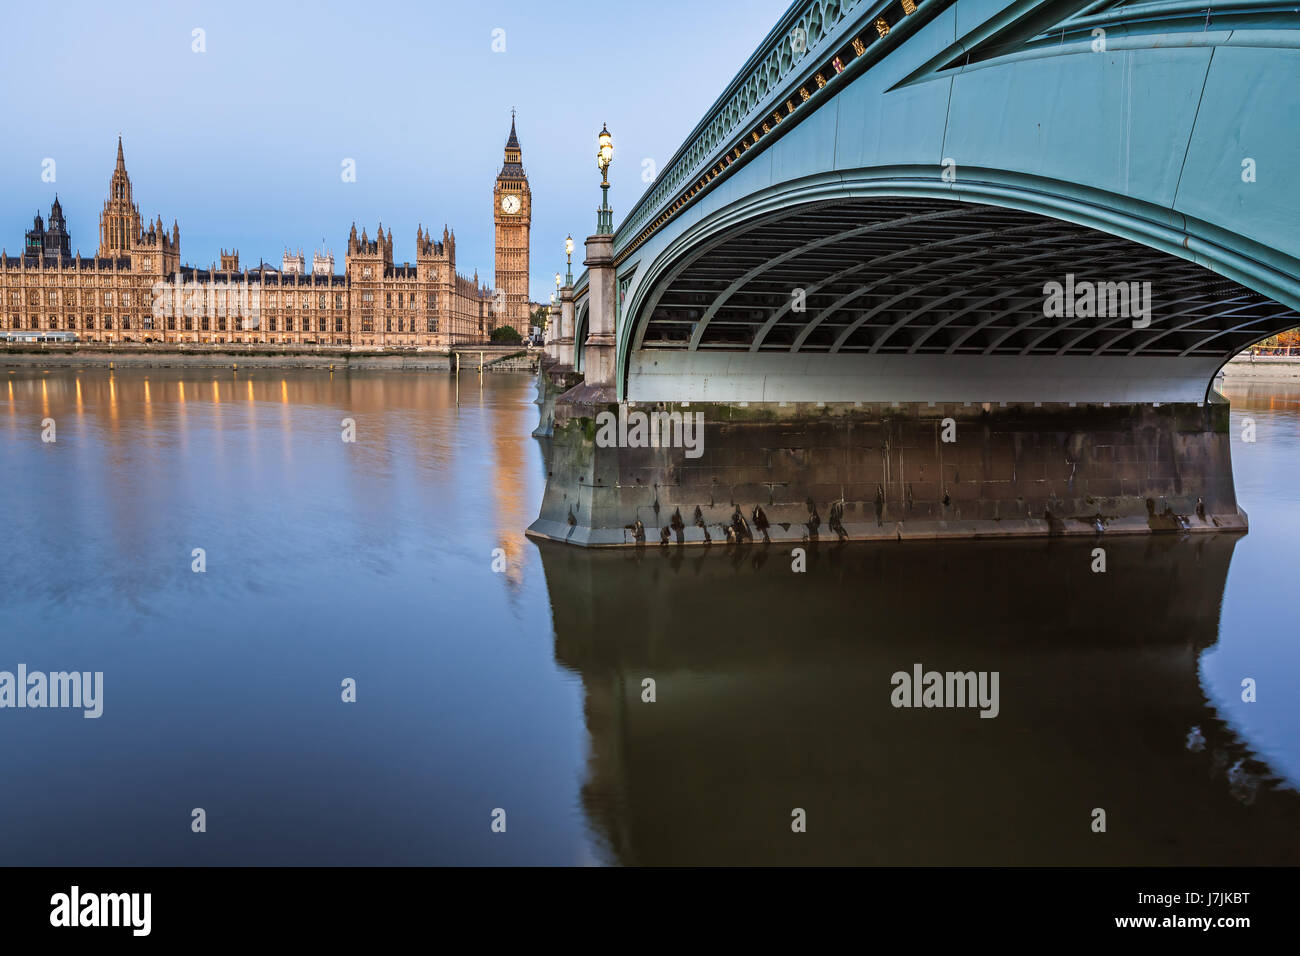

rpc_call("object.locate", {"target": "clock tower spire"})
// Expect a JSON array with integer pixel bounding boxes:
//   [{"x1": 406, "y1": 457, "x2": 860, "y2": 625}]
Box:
[{"x1": 493, "y1": 111, "x2": 531, "y2": 332}]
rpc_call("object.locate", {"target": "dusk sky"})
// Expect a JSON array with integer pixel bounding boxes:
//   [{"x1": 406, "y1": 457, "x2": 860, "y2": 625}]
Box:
[{"x1": 2, "y1": 0, "x2": 790, "y2": 301}]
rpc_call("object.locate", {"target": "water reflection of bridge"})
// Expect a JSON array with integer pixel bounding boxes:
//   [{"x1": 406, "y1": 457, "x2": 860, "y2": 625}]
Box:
[{"x1": 536, "y1": 534, "x2": 1300, "y2": 865}]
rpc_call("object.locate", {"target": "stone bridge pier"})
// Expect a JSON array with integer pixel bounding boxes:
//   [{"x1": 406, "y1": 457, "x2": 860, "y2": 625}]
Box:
[{"x1": 527, "y1": 395, "x2": 1242, "y2": 547}]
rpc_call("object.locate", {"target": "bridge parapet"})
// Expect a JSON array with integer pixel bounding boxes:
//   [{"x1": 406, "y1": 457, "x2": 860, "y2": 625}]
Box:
[{"x1": 616, "y1": 0, "x2": 934, "y2": 262}]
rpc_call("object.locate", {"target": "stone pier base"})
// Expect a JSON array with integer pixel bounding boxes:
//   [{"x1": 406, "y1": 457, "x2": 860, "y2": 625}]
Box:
[{"x1": 525, "y1": 398, "x2": 1245, "y2": 547}]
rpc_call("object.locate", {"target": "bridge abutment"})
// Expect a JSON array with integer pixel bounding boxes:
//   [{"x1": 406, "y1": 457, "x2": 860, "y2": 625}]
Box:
[
  {"x1": 526, "y1": 398, "x2": 1244, "y2": 546},
  {"x1": 532, "y1": 353, "x2": 583, "y2": 439}
]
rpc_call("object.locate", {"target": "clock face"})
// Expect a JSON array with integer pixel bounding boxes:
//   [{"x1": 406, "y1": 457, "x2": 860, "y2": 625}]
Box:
[{"x1": 501, "y1": 194, "x2": 521, "y2": 215}]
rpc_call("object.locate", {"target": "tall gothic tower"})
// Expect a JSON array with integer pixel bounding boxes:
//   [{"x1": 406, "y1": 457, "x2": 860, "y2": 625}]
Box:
[
  {"x1": 98, "y1": 136, "x2": 142, "y2": 257},
  {"x1": 493, "y1": 113, "x2": 531, "y2": 332}
]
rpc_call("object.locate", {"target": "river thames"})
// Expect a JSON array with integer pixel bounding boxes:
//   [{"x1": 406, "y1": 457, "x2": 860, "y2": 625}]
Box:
[{"x1": 1, "y1": 367, "x2": 1297, "y2": 865}]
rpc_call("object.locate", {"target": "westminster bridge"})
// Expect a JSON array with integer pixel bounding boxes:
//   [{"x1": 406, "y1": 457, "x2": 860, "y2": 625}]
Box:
[{"x1": 529, "y1": 0, "x2": 1300, "y2": 546}]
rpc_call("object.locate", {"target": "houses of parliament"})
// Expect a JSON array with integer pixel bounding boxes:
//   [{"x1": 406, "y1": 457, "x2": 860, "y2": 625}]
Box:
[{"x1": 0, "y1": 119, "x2": 532, "y2": 347}]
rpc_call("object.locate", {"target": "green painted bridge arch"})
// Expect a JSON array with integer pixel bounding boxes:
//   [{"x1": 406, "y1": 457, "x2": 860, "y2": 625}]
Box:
[{"x1": 571, "y1": 0, "x2": 1300, "y2": 405}]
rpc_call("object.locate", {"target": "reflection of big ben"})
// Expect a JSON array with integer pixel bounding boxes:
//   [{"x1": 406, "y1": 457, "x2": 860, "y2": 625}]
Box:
[{"x1": 494, "y1": 112, "x2": 531, "y2": 331}]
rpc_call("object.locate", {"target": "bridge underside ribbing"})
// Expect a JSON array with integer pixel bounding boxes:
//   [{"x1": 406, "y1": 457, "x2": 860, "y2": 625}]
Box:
[{"x1": 626, "y1": 197, "x2": 1299, "y2": 404}]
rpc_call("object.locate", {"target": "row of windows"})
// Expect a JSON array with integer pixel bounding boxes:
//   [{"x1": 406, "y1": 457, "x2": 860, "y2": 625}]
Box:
[
  {"x1": 356, "y1": 317, "x2": 437, "y2": 333},
  {"x1": 259, "y1": 293, "x2": 346, "y2": 308},
  {"x1": 263, "y1": 317, "x2": 345, "y2": 333},
  {"x1": 359, "y1": 292, "x2": 438, "y2": 309},
  {"x1": 9, "y1": 315, "x2": 441, "y2": 334},
  {"x1": 7, "y1": 291, "x2": 137, "y2": 307},
  {"x1": 12, "y1": 315, "x2": 140, "y2": 331},
  {"x1": 4, "y1": 291, "x2": 445, "y2": 310}
]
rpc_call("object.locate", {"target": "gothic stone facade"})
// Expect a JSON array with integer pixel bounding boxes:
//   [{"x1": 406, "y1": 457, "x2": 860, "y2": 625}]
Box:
[{"x1": 1, "y1": 128, "x2": 530, "y2": 348}]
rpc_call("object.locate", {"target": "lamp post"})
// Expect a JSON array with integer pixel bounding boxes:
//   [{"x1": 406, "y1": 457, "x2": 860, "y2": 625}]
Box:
[
  {"x1": 565, "y1": 234, "x2": 574, "y2": 286},
  {"x1": 596, "y1": 124, "x2": 614, "y2": 234}
]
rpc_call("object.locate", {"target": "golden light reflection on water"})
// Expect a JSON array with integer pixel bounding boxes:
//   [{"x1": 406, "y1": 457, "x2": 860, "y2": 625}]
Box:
[{"x1": 490, "y1": 393, "x2": 534, "y2": 594}]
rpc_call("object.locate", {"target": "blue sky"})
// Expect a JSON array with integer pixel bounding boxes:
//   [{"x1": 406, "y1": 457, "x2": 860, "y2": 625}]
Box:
[{"x1": 2, "y1": 0, "x2": 790, "y2": 300}]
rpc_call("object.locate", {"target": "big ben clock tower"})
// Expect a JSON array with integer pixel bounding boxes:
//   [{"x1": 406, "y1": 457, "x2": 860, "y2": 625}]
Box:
[{"x1": 494, "y1": 112, "x2": 531, "y2": 332}]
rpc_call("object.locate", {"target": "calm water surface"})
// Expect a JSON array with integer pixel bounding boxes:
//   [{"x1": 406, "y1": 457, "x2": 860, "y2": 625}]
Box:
[{"x1": 1, "y1": 367, "x2": 1297, "y2": 865}]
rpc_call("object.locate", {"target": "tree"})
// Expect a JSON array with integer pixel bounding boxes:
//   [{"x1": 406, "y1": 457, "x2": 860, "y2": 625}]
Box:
[{"x1": 490, "y1": 324, "x2": 523, "y2": 344}]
